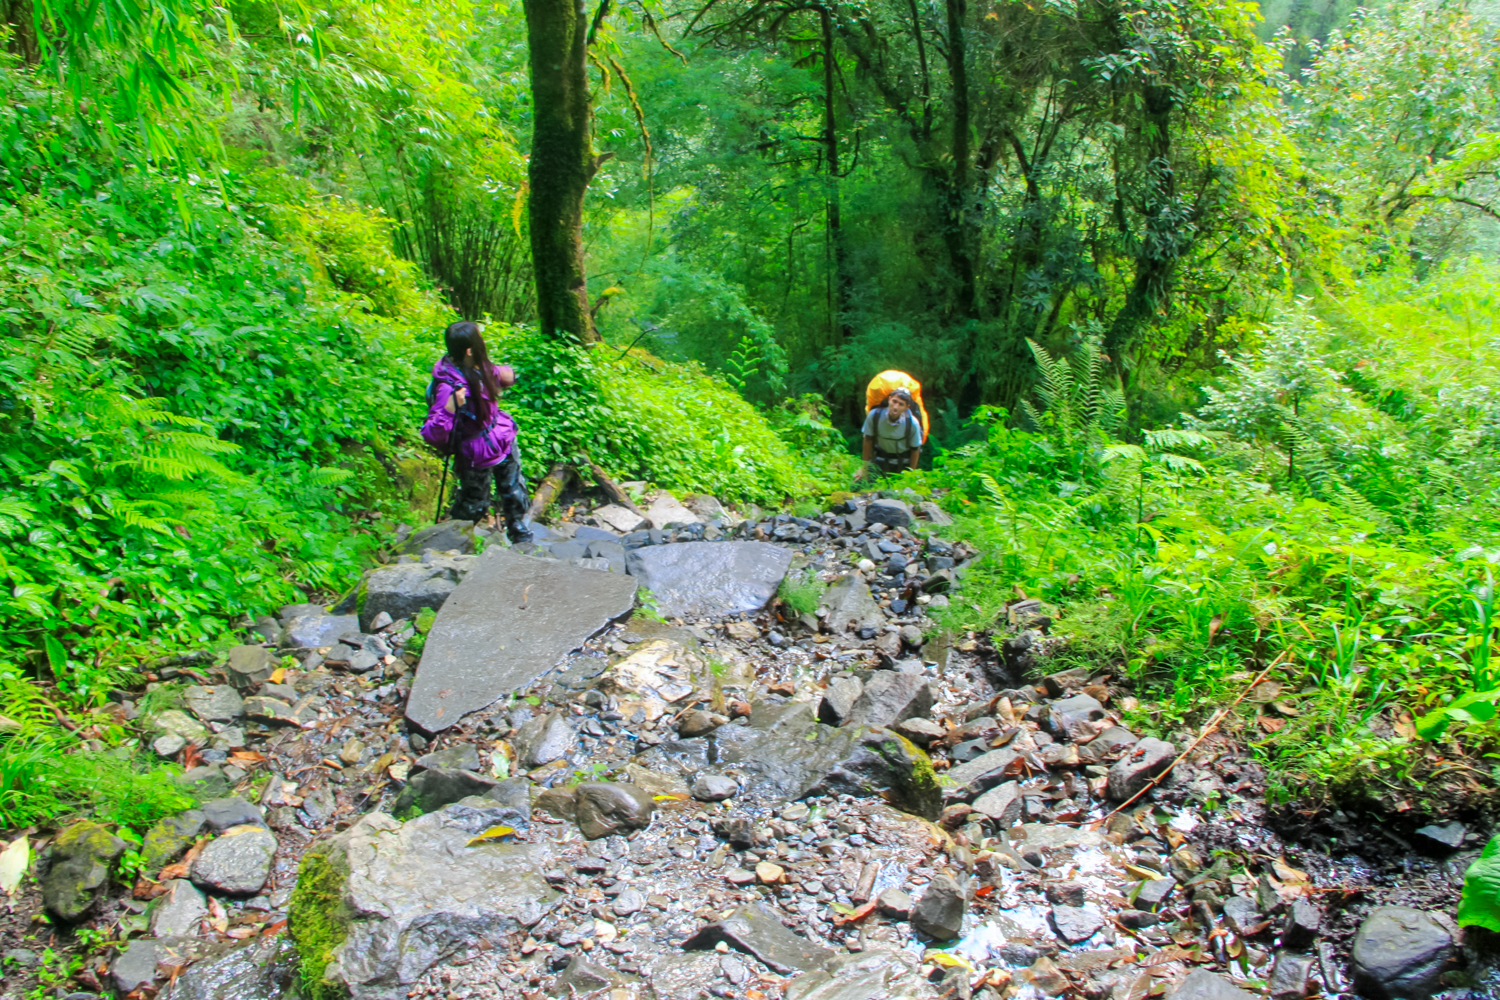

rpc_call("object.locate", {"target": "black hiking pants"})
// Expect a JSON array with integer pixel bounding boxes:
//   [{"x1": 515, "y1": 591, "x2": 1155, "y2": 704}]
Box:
[{"x1": 449, "y1": 448, "x2": 531, "y2": 541}]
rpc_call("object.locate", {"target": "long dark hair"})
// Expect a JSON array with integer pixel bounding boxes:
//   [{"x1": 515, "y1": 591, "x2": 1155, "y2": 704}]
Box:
[{"x1": 444, "y1": 321, "x2": 501, "y2": 422}]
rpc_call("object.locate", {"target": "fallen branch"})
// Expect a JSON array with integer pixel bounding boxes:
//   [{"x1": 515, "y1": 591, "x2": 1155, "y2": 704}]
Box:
[
  {"x1": 584, "y1": 456, "x2": 644, "y2": 514},
  {"x1": 527, "y1": 463, "x2": 573, "y2": 523},
  {"x1": 1091, "y1": 651, "x2": 1289, "y2": 829}
]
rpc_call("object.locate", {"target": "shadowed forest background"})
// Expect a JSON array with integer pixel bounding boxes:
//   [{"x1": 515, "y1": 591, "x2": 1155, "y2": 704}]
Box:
[{"x1": 8, "y1": 0, "x2": 1500, "y2": 836}]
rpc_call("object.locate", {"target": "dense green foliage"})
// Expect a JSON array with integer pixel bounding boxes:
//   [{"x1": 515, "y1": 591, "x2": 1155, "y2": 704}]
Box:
[{"x1": 4, "y1": 0, "x2": 1500, "y2": 830}]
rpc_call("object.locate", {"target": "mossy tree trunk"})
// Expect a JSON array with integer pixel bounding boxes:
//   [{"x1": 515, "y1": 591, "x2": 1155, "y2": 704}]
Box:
[{"x1": 523, "y1": 0, "x2": 603, "y2": 343}]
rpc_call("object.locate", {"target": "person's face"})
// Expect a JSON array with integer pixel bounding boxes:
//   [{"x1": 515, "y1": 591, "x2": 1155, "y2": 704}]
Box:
[{"x1": 887, "y1": 396, "x2": 909, "y2": 420}]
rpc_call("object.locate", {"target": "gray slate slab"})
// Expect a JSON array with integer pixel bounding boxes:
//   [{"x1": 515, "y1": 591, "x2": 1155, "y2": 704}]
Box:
[
  {"x1": 406, "y1": 547, "x2": 637, "y2": 733},
  {"x1": 624, "y1": 541, "x2": 791, "y2": 617}
]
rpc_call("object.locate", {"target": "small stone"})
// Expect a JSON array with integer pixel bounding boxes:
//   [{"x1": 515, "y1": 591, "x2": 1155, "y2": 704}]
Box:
[
  {"x1": 1041, "y1": 667, "x2": 1089, "y2": 697},
  {"x1": 1351, "y1": 906, "x2": 1455, "y2": 1000},
  {"x1": 42, "y1": 820, "x2": 125, "y2": 921},
  {"x1": 514, "y1": 712, "x2": 576, "y2": 768},
  {"x1": 152, "y1": 708, "x2": 210, "y2": 742},
  {"x1": 910, "y1": 874, "x2": 965, "y2": 940},
  {"x1": 756, "y1": 861, "x2": 786, "y2": 885},
  {"x1": 338, "y1": 739, "x2": 365, "y2": 766},
  {"x1": 845, "y1": 671, "x2": 933, "y2": 728},
  {"x1": 153, "y1": 733, "x2": 187, "y2": 758},
  {"x1": 1051, "y1": 905, "x2": 1106, "y2": 943},
  {"x1": 876, "y1": 886, "x2": 913, "y2": 918},
  {"x1": 201, "y1": 797, "x2": 266, "y2": 833},
  {"x1": 866, "y1": 498, "x2": 912, "y2": 528},
  {"x1": 896, "y1": 717, "x2": 945, "y2": 747},
  {"x1": 189, "y1": 824, "x2": 277, "y2": 896},
  {"x1": 1045, "y1": 881, "x2": 1086, "y2": 907},
  {"x1": 612, "y1": 888, "x2": 646, "y2": 916},
  {"x1": 725, "y1": 621, "x2": 760, "y2": 641},
  {"x1": 142, "y1": 810, "x2": 206, "y2": 869},
  {"x1": 818, "y1": 676, "x2": 864, "y2": 726},
  {"x1": 720, "y1": 954, "x2": 750, "y2": 985},
  {"x1": 1025, "y1": 955, "x2": 1069, "y2": 996},
  {"x1": 368, "y1": 610, "x2": 394, "y2": 630},
  {"x1": 1269, "y1": 950, "x2": 1317, "y2": 1000},
  {"x1": 1167, "y1": 970, "x2": 1260, "y2": 1000},
  {"x1": 575, "y1": 856, "x2": 610, "y2": 874},
  {"x1": 112, "y1": 939, "x2": 162, "y2": 994},
  {"x1": 242, "y1": 696, "x2": 292, "y2": 722},
  {"x1": 1282, "y1": 898, "x2": 1322, "y2": 949},
  {"x1": 148, "y1": 879, "x2": 209, "y2": 937},
  {"x1": 414, "y1": 744, "x2": 482, "y2": 773},
  {"x1": 1222, "y1": 895, "x2": 1264, "y2": 936},
  {"x1": 1135, "y1": 877, "x2": 1176, "y2": 909},
  {"x1": 724, "y1": 868, "x2": 757, "y2": 886},
  {"x1": 573, "y1": 782, "x2": 654, "y2": 840},
  {"x1": 225, "y1": 645, "x2": 274, "y2": 690},
  {"x1": 183, "y1": 685, "x2": 245, "y2": 723},
  {"x1": 2, "y1": 948, "x2": 37, "y2": 969},
  {"x1": 679, "y1": 709, "x2": 729, "y2": 738},
  {"x1": 899, "y1": 623, "x2": 925, "y2": 648},
  {"x1": 970, "y1": 781, "x2": 1022, "y2": 825},
  {"x1": 1413, "y1": 821, "x2": 1466, "y2": 852},
  {"x1": 1047, "y1": 693, "x2": 1106, "y2": 742},
  {"x1": 1106, "y1": 737, "x2": 1176, "y2": 800},
  {"x1": 1118, "y1": 909, "x2": 1159, "y2": 929},
  {"x1": 693, "y1": 775, "x2": 739, "y2": 802},
  {"x1": 392, "y1": 767, "x2": 500, "y2": 818}
]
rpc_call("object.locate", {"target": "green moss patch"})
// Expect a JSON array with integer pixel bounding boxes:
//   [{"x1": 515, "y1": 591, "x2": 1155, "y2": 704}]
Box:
[{"x1": 288, "y1": 850, "x2": 353, "y2": 1000}]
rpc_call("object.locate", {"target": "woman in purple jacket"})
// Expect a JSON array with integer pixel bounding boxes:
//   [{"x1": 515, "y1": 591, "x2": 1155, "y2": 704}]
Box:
[{"x1": 420, "y1": 321, "x2": 533, "y2": 543}]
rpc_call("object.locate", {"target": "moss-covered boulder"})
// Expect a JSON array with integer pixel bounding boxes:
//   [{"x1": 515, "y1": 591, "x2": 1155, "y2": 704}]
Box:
[
  {"x1": 43, "y1": 820, "x2": 125, "y2": 921},
  {"x1": 141, "y1": 809, "x2": 207, "y2": 870},
  {"x1": 289, "y1": 797, "x2": 557, "y2": 1000}
]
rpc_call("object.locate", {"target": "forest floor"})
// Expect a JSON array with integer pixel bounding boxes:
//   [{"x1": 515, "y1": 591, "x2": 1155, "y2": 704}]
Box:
[{"x1": 0, "y1": 491, "x2": 1491, "y2": 1000}]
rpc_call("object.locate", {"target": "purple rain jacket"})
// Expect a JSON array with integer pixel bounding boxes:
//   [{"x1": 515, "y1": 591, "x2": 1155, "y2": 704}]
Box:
[{"x1": 420, "y1": 355, "x2": 518, "y2": 469}]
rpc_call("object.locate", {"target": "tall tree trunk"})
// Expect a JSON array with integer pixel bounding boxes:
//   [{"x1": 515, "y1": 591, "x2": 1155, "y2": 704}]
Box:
[
  {"x1": 821, "y1": 7, "x2": 852, "y2": 345},
  {"x1": 523, "y1": 0, "x2": 601, "y2": 343},
  {"x1": 1104, "y1": 83, "x2": 1178, "y2": 384},
  {"x1": 941, "y1": 0, "x2": 978, "y2": 319}
]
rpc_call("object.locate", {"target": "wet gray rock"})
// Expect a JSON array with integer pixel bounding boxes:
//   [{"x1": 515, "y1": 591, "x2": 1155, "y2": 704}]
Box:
[
  {"x1": 943, "y1": 748, "x2": 1020, "y2": 801},
  {"x1": 397, "y1": 519, "x2": 476, "y2": 556},
  {"x1": 1048, "y1": 693, "x2": 1105, "y2": 741},
  {"x1": 1282, "y1": 898, "x2": 1322, "y2": 949},
  {"x1": 113, "y1": 939, "x2": 162, "y2": 993},
  {"x1": 612, "y1": 888, "x2": 646, "y2": 917},
  {"x1": 1222, "y1": 895, "x2": 1264, "y2": 936},
  {"x1": 183, "y1": 684, "x2": 244, "y2": 723},
  {"x1": 314, "y1": 803, "x2": 559, "y2": 999},
  {"x1": 876, "y1": 887, "x2": 913, "y2": 918},
  {"x1": 1136, "y1": 877, "x2": 1175, "y2": 908},
  {"x1": 1107, "y1": 737, "x2": 1176, "y2": 800},
  {"x1": 574, "y1": 782, "x2": 655, "y2": 840},
  {"x1": 42, "y1": 820, "x2": 125, "y2": 921},
  {"x1": 225, "y1": 645, "x2": 274, "y2": 690},
  {"x1": 819, "y1": 573, "x2": 886, "y2": 637},
  {"x1": 818, "y1": 676, "x2": 863, "y2": 726},
  {"x1": 918, "y1": 501, "x2": 953, "y2": 525},
  {"x1": 845, "y1": 671, "x2": 932, "y2": 728},
  {"x1": 201, "y1": 796, "x2": 265, "y2": 833},
  {"x1": 1167, "y1": 969, "x2": 1259, "y2": 1000},
  {"x1": 392, "y1": 767, "x2": 501, "y2": 818},
  {"x1": 281, "y1": 613, "x2": 359, "y2": 649},
  {"x1": 359, "y1": 559, "x2": 468, "y2": 632},
  {"x1": 866, "y1": 498, "x2": 912, "y2": 528},
  {"x1": 143, "y1": 810, "x2": 206, "y2": 870},
  {"x1": 152, "y1": 709, "x2": 210, "y2": 743},
  {"x1": 190, "y1": 825, "x2": 277, "y2": 896},
  {"x1": 678, "y1": 709, "x2": 728, "y2": 738},
  {"x1": 911, "y1": 874, "x2": 965, "y2": 940},
  {"x1": 149, "y1": 879, "x2": 209, "y2": 937},
  {"x1": 970, "y1": 781, "x2": 1022, "y2": 825},
  {"x1": 693, "y1": 775, "x2": 739, "y2": 802},
  {"x1": 413, "y1": 744, "x2": 481, "y2": 773},
  {"x1": 895, "y1": 717, "x2": 944, "y2": 747},
  {"x1": 406, "y1": 547, "x2": 638, "y2": 733},
  {"x1": 1351, "y1": 906, "x2": 1455, "y2": 1000},
  {"x1": 682, "y1": 902, "x2": 835, "y2": 974},
  {"x1": 164, "y1": 936, "x2": 299, "y2": 1000},
  {"x1": 625, "y1": 541, "x2": 791, "y2": 617},
  {"x1": 1414, "y1": 821, "x2": 1467, "y2": 852},
  {"x1": 1268, "y1": 950, "x2": 1317, "y2": 1000},
  {"x1": 1051, "y1": 904, "x2": 1105, "y2": 943},
  {"x1": 514, "y1": 711, "x2": 576, "y2": 768},
  {"x1": 154, "y1": 733, "x2": 187, "y2": 758}
]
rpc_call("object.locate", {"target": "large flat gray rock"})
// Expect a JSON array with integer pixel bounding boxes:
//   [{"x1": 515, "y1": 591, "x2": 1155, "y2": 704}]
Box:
[
  {"x1": 624, "y1": 541, "x2": 791, "y2": 617},
  {"x1": 406, "y1": 547, "x2": 637, "y2": 733},
  {"x1": 316, "y1": 801, "x2": 559, "y2": 999}
]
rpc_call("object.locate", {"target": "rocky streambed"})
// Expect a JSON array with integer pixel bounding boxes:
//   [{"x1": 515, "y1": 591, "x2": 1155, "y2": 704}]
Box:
[{"x1": 3, "y1": 491, "x2": 1488, "y2": 1000}]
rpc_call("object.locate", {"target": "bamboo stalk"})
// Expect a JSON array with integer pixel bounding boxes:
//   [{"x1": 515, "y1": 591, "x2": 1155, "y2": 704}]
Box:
[{"x1": 527, "y1": 463, "x2": 573, "y2": 522}]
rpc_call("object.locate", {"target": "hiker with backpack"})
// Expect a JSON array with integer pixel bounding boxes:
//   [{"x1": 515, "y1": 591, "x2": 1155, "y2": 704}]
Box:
[
  {"x1": 420, "y1": 321, "x2": 533, "y2": 544},
  {"x1": 854, "y1": 373, "x2": 926, "y2": 480}
]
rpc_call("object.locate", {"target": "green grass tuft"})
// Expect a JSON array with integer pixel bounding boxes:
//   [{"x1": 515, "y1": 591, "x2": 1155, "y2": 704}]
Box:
[{"x1": 777, "y1": 570, "x2": 826, "y2": 616}]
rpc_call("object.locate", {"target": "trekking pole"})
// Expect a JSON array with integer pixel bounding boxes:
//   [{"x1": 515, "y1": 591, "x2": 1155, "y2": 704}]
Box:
[{"x1": 434, "y1": 452, "x2": 452, "y2": 523}]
